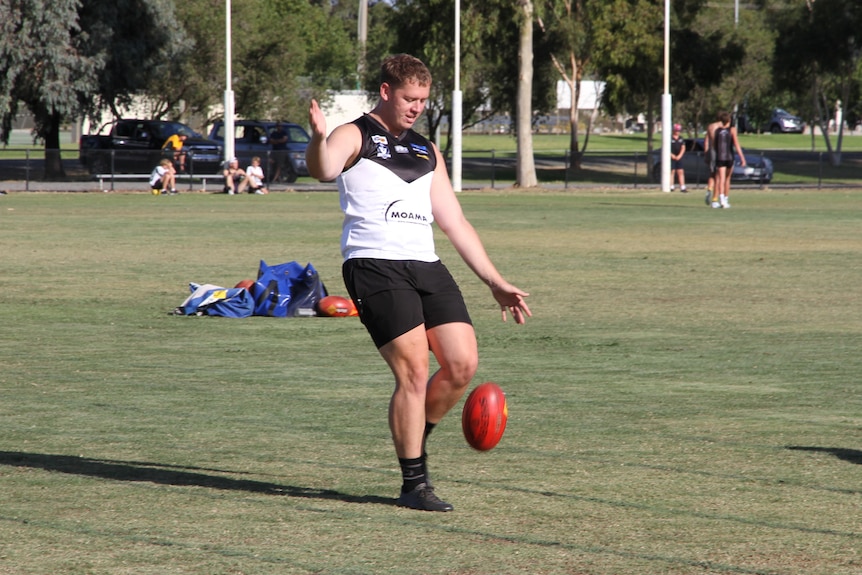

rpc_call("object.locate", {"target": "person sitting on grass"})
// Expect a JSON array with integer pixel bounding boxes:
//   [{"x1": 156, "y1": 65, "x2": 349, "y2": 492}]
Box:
[
  {"x1": 245, "y1": 156, "x2": 269, "y2": 195},
  {"x1": 149, "y1": 158, "x2": 176, "y2": 195},
  {"x1": 222, "y1": 158, "x2": 248, "y2": 195}
]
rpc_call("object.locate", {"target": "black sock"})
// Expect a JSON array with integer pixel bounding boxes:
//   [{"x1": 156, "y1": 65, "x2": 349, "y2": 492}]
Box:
[
  {"x1": 399, "y1": 456, "x2": 425, "y2": 493},
  {"x1": 422, "y1": 422, "x2": 437, "y2": 459}
]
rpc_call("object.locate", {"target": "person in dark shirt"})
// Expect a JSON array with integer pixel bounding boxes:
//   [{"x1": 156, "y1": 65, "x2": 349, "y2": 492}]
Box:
[
  {"x1": 670, "y1": 124, "x2": 686, "y2": 193},
  {"x1": 705, "y1": 111, "x2": 745, "y2": 208},
  {"x1": 268, "y1": 122, "x2": 289, "y2": 182}
]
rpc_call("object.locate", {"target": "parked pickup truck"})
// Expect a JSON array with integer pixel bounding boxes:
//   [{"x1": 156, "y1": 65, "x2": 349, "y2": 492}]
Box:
[{"x1": 79, "y1": 119, "x2": 223, "y2": 175}]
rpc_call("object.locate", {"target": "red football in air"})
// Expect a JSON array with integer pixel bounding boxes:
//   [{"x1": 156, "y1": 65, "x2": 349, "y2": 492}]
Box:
[
  {"x1": 462, "y1": 382, "x2": 508, "y2": 451},
  {"x1": 235, "y1": 279, "x2": 255, "y2": 291},
  {"x1": 317, "y1": 295, "x2": 358, "y2": 317}
]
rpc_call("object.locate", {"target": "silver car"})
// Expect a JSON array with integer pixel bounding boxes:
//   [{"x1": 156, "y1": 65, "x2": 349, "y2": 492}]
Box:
[{"x1": 651, "y1": 138, "x2": 773, "y2": 185}]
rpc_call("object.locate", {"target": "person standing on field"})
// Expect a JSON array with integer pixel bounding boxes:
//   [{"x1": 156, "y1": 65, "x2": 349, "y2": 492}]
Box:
[
  {"x1": 705, "y1": 111, "x2": 745, "y2": 208},
  {"x1": 306, "y1": 54, "x2": 531, "y2": 512},
  {"x1": 670, "y1": 124, "x2": 686, "y2": 192}
]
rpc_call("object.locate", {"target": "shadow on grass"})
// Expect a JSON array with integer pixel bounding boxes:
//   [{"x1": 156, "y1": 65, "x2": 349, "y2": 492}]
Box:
[
  {"x1": 0, "y1": 450, "x2": 394, "y2": 506},
  {"x1": 786, "y1": 446, "x2": 862, "y2": 465}
]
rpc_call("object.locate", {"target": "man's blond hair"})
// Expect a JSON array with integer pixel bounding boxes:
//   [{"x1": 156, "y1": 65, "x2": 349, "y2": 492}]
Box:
[{"x1": 380, "y1": 54, "x2": 432, "y2": 88}]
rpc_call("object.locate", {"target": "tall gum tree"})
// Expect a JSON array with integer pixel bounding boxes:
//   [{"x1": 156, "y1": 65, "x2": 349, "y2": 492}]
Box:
[
  {"x1": 0, "y1": 0, "x2": 99, "y2": 178},
  {"x1": 537, "y1": 0, "x2": 596, "y2": 171},
  {"x1": 1, "y1": 0, "x2": 189, "y2": 177},
  {"x1": 774, "y1": 0, "x2": 862, "y2": 165},
  {"x1": 515, "y1": 0, "x2": 538, "y2": 187}
]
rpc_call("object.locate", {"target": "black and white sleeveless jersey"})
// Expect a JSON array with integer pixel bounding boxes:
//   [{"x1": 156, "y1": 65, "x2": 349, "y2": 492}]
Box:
[{"x1": 338, "y1": 114, "x2": 439, "y2": 262}]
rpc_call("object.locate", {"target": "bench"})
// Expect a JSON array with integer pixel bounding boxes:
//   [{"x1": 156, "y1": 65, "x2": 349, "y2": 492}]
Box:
[{"x1": 93, "y1": 173, "x2": 225, "y2": 193}]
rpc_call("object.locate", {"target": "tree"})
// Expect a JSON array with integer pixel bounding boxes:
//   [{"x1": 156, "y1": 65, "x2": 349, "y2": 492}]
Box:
[
  {"x1": 380, "y1": 0, "x2": 518, "y2": 153},
  {"x1": 589, "y1": 0, "x2": 664, "y2": 151},
  {"x1": 168, "y1": 0, "x2": 357, "y2": 125},
  {"x1": 515, "y1": 0, "x2": 538, "y2": 187},
  {"x1": 383, "y1": 0, "x2": 549, "y2": 187},
  {"x1": 773, "y1": 0, "x2": 862, "y2": 163},
  {"x1": 78, "y1": 0, "x2": 192, "y2": 121},
  {"x1": 1, "y1": 0, "x2": 190, "y2": 177},
  {"x1": 537, "y1": 0, "x2": 596, "y2": 170},
  {"x1": 0, "y1": 0, "x2": 99, "y2": 177},
  {"x1": 666, "y1": 1, "x2": 750, "y2": 134}
]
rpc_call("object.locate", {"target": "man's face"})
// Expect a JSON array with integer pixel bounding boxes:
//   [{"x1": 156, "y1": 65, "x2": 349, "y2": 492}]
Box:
[{"x1": 382, "y1": 80, "x2": 430, "y2": 132}]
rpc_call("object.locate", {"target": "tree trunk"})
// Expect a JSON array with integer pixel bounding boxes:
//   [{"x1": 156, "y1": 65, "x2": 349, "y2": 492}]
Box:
[
  {"x1": 515, "y1": 0, "x2": 537, "y2": 188},
  {"x1": 831, "y1": 83, "x2": 849, "y2": 167},
  {"x1": 43, "y1": 110, "x2": 66, "y2": 179},
  {"x1": 568, "y1": 94, "x2": 579, "y2": 169},
  {"x1": 645, "y1": 93, "x2": 657, "y2": 154},
  {"x1": 568, "y1": 52, "x2": 581, "y2": 170}
]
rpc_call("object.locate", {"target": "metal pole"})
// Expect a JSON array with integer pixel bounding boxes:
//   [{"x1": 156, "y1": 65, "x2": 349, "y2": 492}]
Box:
[
  {"x1": 224, "y1": 0, "x2": 235, "y2": 164},
  {"x1": 452, "y1": 0, "x2": 462, "y2": 192},
  {"x1": 660, "y1": 0, "x2": 672, "y2": 192},
  {"x1": 358, "y1": 0, "x2": 367, "y2": 88}
]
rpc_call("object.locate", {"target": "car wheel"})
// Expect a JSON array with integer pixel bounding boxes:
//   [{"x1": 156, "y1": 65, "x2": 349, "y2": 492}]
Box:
[
  {"x1": 770, "y1": 124, "x2": 783, "y2": 134},
  {"x1": 285, "y1": 165, "x2": 298, "y2": 184}
]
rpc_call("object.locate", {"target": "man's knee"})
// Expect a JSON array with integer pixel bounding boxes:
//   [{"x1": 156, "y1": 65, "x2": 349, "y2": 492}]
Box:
[{"x1": 443, "y1": 354, "x2": 478, "y2": 388}]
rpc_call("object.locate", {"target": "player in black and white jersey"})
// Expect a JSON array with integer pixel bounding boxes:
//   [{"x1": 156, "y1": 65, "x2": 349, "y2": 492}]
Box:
[{"x1": 307, "y1": 54, "x2": 531, "y2": 512}]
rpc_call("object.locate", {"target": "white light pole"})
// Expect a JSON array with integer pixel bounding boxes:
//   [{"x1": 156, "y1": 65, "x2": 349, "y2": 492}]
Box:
[
  {"x1": 451, "y1": 0, "x2": 462, "y2": 192},
  {"x1": 660, "y1": 0, "x2": 672, "y2": 192},
  {"x1": 224, "y1": 0, "x2": 235, "y2": 164},
  {"x1": 358, "y1": 0, "x2": 367, "y2": 88}
]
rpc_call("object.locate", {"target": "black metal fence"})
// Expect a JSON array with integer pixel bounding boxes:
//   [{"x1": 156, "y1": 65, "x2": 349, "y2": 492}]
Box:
[{"x1": 2, "y1": 147, "x2": 862, "y2": 190}]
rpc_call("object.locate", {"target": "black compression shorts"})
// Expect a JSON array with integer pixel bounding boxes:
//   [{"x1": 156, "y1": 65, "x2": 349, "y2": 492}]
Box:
[{"x1": 342, "y1": 258, "x2": 473, "y2": 348}]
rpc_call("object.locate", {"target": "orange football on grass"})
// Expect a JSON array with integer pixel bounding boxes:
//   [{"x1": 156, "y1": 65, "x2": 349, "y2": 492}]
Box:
[
  {"x1": 462, "y1": 382, "x2": 508, "y2": 451},
  {"x1": 317, "y1": 295, "x2": 358, "y2": 317}
]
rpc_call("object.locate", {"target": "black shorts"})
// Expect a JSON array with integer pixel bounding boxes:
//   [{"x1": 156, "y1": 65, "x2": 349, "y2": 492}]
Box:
[
  {"x1": 716, "y1": 159, "x2": 734, "y2": 169},
  {"x1": 342, "y1": 258, "x2": 472, "y2": 349}
]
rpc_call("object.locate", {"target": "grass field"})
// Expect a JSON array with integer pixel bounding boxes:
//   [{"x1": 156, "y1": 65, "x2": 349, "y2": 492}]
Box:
[
  {"x1": 450, "y1": 132, "x2": 862, "y2": 154},
  {"x1": 1, "y1": 188, "x2": 860, "y2": 575}
]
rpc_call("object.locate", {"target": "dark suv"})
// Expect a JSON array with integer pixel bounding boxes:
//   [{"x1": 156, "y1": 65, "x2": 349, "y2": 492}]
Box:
[{"x1": 208, "y1": 120, "x2": 310, "y2": 182}]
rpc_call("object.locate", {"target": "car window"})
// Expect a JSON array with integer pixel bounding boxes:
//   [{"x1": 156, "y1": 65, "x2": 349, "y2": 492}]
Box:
[
  {"x1": 286, "y1": 126, "x2": 310, "y2": 143},
  {"x1": 686, "y1": 139, "x2": 705, "y2": 153},
  {"x1": 133, "y1": 124, "x2": 150, "y2": 140},
  {"x1": 162, "y1": 122, "x2": 183, "y2": 140},
  {"x1": 149, "y1": 124, "x2": 167, "y2": 140},
  {"x1": 115, "y1": 123, "x2": 133, "y2": 138}
]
